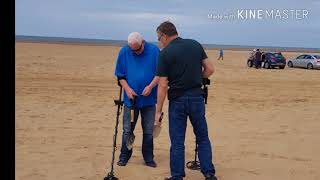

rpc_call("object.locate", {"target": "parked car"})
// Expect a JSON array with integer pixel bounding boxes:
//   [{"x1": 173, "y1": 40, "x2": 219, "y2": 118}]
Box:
[
  {"x1": 261, "y1": 52, "x2": 286, "y2": 69},
  {"x1": 247, "y1": 51, "x2": 286, "y2": 69},
  {"x1": 287, "y1": 54, "x2": 320, "y2": 69}
]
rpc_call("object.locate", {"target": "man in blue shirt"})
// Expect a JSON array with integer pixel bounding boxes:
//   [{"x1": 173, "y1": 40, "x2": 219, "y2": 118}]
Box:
[{"x1": 114, "y1": 32, "x2": 160, "y2": 167}]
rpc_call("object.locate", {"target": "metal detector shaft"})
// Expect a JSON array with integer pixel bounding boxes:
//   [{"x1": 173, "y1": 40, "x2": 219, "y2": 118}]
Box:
[
  {"x1": 194, "y1": 142, "x2": 198, "y2": 161},
  {"x1": 186, "y1": 140, "x2": 200, "y2": 170},
  {"x1": 104, "y1": 85, "x2": 123, "y2": 180}
]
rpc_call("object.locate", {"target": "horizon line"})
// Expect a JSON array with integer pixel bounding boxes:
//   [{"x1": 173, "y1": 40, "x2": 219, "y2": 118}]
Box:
[{"x1": 15, "y1": 35, "x2": 320, "y2": 52}]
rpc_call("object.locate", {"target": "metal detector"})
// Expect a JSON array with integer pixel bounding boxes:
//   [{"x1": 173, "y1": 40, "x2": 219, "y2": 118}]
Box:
[
  {"x1": 103, "y1": 82, "x2": 124, "y2": 180},
  {"x1": 186, "y1": 78, "x2": 211, "y2": 171}
]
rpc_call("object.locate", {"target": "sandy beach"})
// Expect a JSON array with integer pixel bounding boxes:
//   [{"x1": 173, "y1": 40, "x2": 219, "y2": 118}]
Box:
[{"x1": 15, "y1": 42, "x2": 320, "y2": 180}]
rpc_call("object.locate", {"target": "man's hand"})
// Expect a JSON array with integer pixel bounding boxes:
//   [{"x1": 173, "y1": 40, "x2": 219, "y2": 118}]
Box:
[
  {"x1": 154, "y1": 111, "x2": 162, "y2": 126},
  {"x1": 141, "y1": 85, "x2": 152, "y2": 96},
  {"x1": 124, "y1": 87, "x2": 137, "y2": 99}
]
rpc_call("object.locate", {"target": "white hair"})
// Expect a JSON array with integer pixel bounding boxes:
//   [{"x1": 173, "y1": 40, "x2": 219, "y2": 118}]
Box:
[{"x1": 127, "y1": 32, "x2": 143, "y2": 45}]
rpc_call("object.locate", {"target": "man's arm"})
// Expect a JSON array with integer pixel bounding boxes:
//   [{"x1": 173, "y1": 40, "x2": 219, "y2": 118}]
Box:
[
  {"x1": 202, "y1": 58, "x2": 215, "y2": 78},
  {"x1": 141, "y1": 76, "x2": 159, "y2": 96},
  {"x1": 119, "y1": 79, "x2": 129, "y2": 90},
  {"x1": 119, "y1": 79, "x2": 137, "y2": 99},
  {"x1": 149, "y1": 76, "x2": 159, "y2": 89},
  {"x1": 155, "y1": 77, "x2": 168, "y2": 124}
]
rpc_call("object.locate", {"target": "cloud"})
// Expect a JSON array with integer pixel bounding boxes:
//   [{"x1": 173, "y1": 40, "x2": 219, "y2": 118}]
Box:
[
  {"x1": 15, "y1": 0, "x2": 320, "y2": 48},
  {"x1": 86, "y1": 11, "x2": 191, "y2": 24}
]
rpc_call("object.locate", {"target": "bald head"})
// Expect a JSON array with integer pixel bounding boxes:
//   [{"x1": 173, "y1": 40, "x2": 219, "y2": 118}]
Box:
[{"x1": 128, "y1": 32, "x2": 143, "y2": 46}]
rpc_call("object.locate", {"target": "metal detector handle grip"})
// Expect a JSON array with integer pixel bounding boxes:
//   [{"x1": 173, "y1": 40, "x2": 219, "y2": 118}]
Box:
[
  {"x1": 203, "y1": 86, "x2": 208, "y2": 104},
  {"x1": 129, "y1": 96, "x2": 137, "y2": 107},
  {"x1": 159, "y1": 112, "x2": 164, "y2": 123},
  {"x1": 202, "y1": 78, "x2": 210, "y2": 105}
]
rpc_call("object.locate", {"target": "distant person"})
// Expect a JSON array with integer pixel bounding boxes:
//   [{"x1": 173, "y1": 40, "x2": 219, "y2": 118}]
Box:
[
  {"x1": 254, "y1": 48, "x2": 262, "y2": 69},
  {"x1": 217, "y1": 49, "x2": 224, "y2": 60},
  {"x1": 155, "y1": 21, "x2": 218, "y2": 180},
  {"x1": 114, "y1": 32, "x2": 160, "y2": 168},
  {"x1": 250, "y1": 49, "x2": 256, "y2": 58}
]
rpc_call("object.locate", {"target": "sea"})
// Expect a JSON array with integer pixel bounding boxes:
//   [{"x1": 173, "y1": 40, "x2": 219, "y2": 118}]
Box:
[{"x1": 16, "y1": 35, "x2": 320, "y2": 53}]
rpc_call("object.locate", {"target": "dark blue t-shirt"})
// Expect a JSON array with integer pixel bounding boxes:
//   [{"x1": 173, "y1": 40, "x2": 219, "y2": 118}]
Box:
[
  {"x1": 156, "y1": 37, "x2": 207, "y2": 100},
  {"x1": 114, "y1": 41, "x2": 160, "y2": 108}
]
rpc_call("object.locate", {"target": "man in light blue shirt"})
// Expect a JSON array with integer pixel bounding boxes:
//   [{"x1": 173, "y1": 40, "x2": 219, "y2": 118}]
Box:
[{"x1": 114, "y1": 32, "x2": 159, "y2": 167}]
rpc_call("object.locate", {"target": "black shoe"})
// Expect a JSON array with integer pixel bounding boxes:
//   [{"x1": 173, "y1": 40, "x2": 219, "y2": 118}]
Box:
[
  {"x1": 117, "y1": 160, "x2": 127, "y2": 166},
  {"x1": 164, "y1": 177, "x2": 183, "y2": 180},
  {"x1": 145, "y1": 161, "x2": 157, "y2": 168},
  {"x1": 205, "y1": 174, "x2": 218, "y2": 180}
]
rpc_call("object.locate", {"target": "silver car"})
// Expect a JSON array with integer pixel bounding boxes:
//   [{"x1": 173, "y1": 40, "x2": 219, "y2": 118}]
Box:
[{"x1": 287, "y1": 54, "x2": 320, "y2": 69}]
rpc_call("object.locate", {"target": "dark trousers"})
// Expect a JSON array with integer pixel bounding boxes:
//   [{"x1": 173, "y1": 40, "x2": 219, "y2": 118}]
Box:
[
  {"x1": 168, "y1": 94, "x2": 216, "y2": 179},
  {"x1": 254, "y1": 59, "x2": 261, "y2": 68}
]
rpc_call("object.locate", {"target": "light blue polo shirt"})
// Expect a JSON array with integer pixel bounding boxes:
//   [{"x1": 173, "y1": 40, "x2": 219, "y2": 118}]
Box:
[{"x1": 114, "y1": 41, "x2": 160, "y2": 109}]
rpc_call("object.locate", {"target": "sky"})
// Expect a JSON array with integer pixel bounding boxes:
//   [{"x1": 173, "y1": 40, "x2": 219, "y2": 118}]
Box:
[{"x1": 16, "y1": 0, "x2": 320, "y2": 48}]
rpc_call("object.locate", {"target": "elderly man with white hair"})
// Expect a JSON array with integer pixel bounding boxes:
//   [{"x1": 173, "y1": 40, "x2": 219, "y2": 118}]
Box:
[{"x1": 114, "y1": 32, "x2": 160, "y2": 168}]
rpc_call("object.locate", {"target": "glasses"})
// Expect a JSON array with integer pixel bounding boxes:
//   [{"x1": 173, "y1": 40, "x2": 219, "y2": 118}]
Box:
[
  {"x1": 157, "y1": 34, "x2": 163, "y2": 41},
  {"x1": 131, "y1": 42, "x2": 143, "y2": 53}
]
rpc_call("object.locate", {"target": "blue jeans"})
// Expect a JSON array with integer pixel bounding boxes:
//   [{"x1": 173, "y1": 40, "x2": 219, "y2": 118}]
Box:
[
  {"x1": 119, "y1": 105, "x2": 155, "y2": 163},
  {"x1": 169, "y1": 94, "x2": 216, "y2": 179}
]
